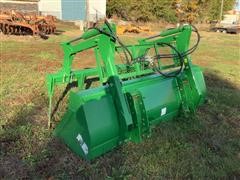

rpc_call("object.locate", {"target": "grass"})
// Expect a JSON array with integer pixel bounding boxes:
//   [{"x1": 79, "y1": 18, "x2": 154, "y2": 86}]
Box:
[{"x1": 0, "y1": 23, "x2": 240, "y2": 179}]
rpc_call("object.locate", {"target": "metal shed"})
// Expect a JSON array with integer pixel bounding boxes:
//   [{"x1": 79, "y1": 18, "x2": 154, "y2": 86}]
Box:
[{"x1": 38, "y1": 0, "x2": 106, "y2": 21}]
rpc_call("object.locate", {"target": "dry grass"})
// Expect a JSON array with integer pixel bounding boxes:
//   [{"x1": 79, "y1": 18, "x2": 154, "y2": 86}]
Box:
[{"x1": 0, "y1": 22, "x2": 240, "y2": 179}]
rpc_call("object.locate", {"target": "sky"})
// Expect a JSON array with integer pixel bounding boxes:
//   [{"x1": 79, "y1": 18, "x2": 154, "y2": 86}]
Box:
[{"x1": 236, "y1": 0, "x2": 240, "y2": 10}]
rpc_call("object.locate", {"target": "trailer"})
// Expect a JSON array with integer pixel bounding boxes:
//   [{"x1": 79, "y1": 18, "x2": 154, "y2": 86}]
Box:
[{"x1": 211, "y1": 14, "x2": 240, "y2": 34}]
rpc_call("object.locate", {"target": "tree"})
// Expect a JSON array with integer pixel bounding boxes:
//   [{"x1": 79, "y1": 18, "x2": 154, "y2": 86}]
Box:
[
  {"x1": 174, "y1": 0, "x2": 199, "y2": 23},
  {"x1": 106, "y1": 0, "x2": 236, "y2": 23}
]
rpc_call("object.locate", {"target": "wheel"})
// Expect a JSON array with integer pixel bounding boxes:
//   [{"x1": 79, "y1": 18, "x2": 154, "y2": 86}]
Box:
[
  {"x1": 222, "y1": 30, "x2": 227, "y2": 33},
  {"x1": 216, "y1": 29, "x2": 221, "y2": 33},
  {"x1": 3, "y1": 24, "x2": 9, "y2": 34},
  {"x1": 9, "y1": 26, "x2": 14, "y2": 34},
  {"x1": 0, "y1": 23, "x2": 3, "y2": 33}
]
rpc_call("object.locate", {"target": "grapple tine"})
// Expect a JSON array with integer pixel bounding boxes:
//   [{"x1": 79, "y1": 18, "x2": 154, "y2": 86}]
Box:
[{"x1": 48, "y1": 96, "x2": 52, "y2": 129}]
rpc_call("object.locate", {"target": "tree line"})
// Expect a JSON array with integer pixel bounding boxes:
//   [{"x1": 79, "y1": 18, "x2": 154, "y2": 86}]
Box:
[{"x1": 106, "y1": 0, "x2": 236, "y2": 23}]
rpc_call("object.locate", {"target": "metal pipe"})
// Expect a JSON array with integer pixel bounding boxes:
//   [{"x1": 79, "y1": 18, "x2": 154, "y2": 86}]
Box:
[{"x1": 220, "y1": 0, "x2": 224, "y2": 21}]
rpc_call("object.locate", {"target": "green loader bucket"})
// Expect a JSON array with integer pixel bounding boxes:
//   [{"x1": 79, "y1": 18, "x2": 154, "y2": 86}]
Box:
[
  {"x1": 54, "y1": 88, "x2": 120, "y2": 159},
  {"x1": 47, "y1": 21, "x2": 206, "y2": 160}
]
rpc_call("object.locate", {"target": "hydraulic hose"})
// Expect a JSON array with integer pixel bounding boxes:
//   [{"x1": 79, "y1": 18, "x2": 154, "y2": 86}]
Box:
[{"x1": 88, "y1": 20, "x2": 200, "y2": 78}]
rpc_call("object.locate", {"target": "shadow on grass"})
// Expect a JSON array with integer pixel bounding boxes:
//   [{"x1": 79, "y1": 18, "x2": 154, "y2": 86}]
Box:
[
  {"x1": 51, "y1": 81, "x2": 78, "y2": 120},
  {"x1": 51, "y1": 77, "x2": 100, "y2": 121},
  {"x1": 0, "y1": 71, "x2": 239, "y2": 179},
  {"x1": 39, "y1": 29, "x2": 65, "y2": 40},
  {"x1": 0, "y1": 94, "x2": 48, "y2": 178},
  {"x1": 53, "y1": 29, "x2": 65, "y2": 36}
]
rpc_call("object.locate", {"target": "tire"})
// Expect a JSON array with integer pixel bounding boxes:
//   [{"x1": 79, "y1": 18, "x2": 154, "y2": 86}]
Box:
[{"x1": 222, "y1": 30, "x2": 227, "y2": 33}]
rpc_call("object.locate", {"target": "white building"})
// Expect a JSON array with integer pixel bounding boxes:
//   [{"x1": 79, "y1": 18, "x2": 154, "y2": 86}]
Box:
[{"x1": 38, "y1": 0, "x2": 106, "y2": 21}]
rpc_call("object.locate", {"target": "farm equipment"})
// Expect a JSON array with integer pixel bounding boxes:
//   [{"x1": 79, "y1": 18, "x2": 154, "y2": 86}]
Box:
[
  {"x1": 46, "y1": 20, "x2": 206, "y2": 160},
  {"x1": 0, "y1": 10, "x2": 56, "y2": 36},
  {"x1": 211, "y1": 14, "x2": 240, "y2": 34},
  {"x1": 117, "y1": 24, "x2": 151, "y2": 35}
]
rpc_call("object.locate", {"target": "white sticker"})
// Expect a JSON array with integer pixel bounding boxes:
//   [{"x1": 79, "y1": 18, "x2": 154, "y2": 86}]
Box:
[
  {"x1": 76, "y1": 134, "x2": 83, "y2": 143},
  {"x1": 76, "y1": 133, "x2": 88, "y2": 155},
  {"x1": 161, "y1": 107, "x2": 167, "y2": 116},
  {"x1": 81, "y1": 143, "x2": 88, "y2": 155}
]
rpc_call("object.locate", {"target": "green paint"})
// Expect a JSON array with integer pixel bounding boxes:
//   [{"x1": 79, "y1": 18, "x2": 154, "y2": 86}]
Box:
[{"x1": 46, "y1": 23, "x2": 206, "y2": 160}]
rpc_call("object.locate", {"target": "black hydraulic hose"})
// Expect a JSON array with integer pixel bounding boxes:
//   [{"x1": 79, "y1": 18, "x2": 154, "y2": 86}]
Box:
[
  {"x1": 152, "y1": 42, "x2": 184, "y2": 77},
  {"x1": 130, "y1": 25, "x2": 200, "y2": 78},
  {"x1": 88, "y1": 20, "x2": 131, "y2": 65},
  {"x1": 90, "y1": 26, "x2": 116, "y2": 41},
  {"x1": 87, "y1": 20, "x2": 200, "y2": 78},
  {"x1": 183, "y1": 24, "x2": 200, "y2": 56},
  {"x1": 88, "y1": 23, "x2": 132, "y2": 65},
  {"x1": 104, "y1": 19, "x2": 133, "y2": 64},
  {"x1": 130, "y1": 42, "x2": 185, "y2": 78},
  {"x1": 153, "y1": 25, "x2": 200, "y2": 59}
]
